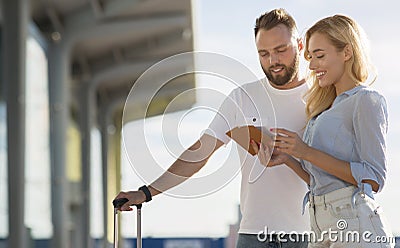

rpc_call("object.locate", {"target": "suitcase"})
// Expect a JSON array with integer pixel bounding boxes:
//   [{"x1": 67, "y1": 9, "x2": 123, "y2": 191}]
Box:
[{"x1": 112, "y1": 198, "x2": 142, "y2": 248}]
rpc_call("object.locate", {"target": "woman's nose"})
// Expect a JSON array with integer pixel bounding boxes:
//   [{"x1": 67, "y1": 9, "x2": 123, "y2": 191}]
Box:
[{"x1": 309, "y1": 59, "x2": 317, "y2": 70}]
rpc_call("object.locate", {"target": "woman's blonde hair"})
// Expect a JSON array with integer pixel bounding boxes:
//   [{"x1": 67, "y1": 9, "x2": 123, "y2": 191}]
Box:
[{"x1": 304, "y1": 15, "x2": 373, "y2": 121}]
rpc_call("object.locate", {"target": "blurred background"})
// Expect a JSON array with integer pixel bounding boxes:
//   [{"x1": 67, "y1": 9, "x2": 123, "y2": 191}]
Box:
[{"x1": 0, "y1": 0, "x2": 399, "y2": 247}]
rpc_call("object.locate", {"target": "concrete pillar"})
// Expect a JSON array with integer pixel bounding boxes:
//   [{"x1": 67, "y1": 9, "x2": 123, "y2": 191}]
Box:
[
  {"x1": 48, "y1": 41, "x2": 70, "y2": 248},
  {"x1": 111, "y1": 111, "x2": 123, "y2": 247},
  {"x1": 79, "y1": 83, "x2": 95, "y2": 248},
  {"x1": 100, "y1": 104, "x2": 122, "y2": 247},
  {"x1": 2, "y1": 0, "x2": 29, "y2": 247},
  {"x1": 100, "y1": 105, "x2": 111, "y2": 247}
]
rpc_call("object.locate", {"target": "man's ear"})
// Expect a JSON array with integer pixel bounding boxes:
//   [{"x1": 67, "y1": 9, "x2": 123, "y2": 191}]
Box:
[
  {"x1": 344, "y1": 44, "x2": 353, "y2": 61},
  {"x1": 297, "y1": 38, "x2": 304, "y2": 51}
]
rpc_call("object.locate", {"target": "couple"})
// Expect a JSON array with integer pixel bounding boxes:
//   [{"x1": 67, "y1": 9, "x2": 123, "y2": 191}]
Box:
[{"x1": 115, "y1": 8, "x2": 394, "y2": 247}]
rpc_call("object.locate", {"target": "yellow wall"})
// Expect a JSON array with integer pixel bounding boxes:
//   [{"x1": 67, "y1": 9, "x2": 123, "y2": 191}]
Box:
[{"x1": 67, "y1": 120, "x2": 81, "y2": 182}]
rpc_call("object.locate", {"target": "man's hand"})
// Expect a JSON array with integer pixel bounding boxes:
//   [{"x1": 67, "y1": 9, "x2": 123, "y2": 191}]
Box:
[
  {"x1": 251, "y1": 139, "x2": 288, "y2": 167},
  {"x1": 113, "y1": 190, "x2": 146, "y2": 211},
  {"x1": 269, "y1": 148, "x2": 291, "y2": 166}
]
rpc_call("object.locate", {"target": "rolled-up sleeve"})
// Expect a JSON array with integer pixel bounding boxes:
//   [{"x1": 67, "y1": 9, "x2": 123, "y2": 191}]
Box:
[
  {"x1": 350, "y1": 91, "x2": 388, "y2": 192},
  {"x1": 203, "y1": 89, "x2": 238, "y2": 144}
]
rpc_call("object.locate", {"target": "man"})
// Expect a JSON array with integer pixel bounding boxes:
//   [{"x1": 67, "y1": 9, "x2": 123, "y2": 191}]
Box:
[{"x1": 115, "y1": 8, "x2": 309, "y2": 247}]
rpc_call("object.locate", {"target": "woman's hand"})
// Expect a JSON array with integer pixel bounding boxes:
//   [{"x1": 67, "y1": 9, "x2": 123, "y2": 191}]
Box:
[
  {"x1": 271, "y1": 128, "x2": 310, "y2": 159},
  {"x1": 250, "y1": 139, "x2": 289, "y2": 167},
  {"x1": 251, "y1": 130, "x2": 312, "y2": 184}
]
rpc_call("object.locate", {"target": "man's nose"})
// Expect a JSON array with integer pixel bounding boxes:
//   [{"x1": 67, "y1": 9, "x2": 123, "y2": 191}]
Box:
[{"x1": 269, "y1": 53, "x2": 279, "y2": 64}]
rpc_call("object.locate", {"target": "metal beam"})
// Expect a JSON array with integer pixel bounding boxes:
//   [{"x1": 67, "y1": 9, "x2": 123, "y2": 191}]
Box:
[
  {"x1": 94, "y1": 52, "x2": 195, "y2": 122},
  {"x1": 102, "y1": 0, "x2": 143, "y2": 18},
  {"x1": 63, "y1": 0, "x2": 152, "y2": 30},
  {"x1": 67, "y1": 14, "x2": 187, "y2": 82},
  {"x1": 71, "y1": 29, "x2": 187, "y2": 80},
  {"x1": 91, "y1": 60, "x2": 156, "y2": 88},
  {"x1": 75, "y1": 0, "x2": 151, "y2": 23},
  {"x1": 2, "y1": 0, "x2": 29, "y2": 247},
  {"x1": 45, "y1": 6, "x2": 65, "y2": 34},
  {"x1": 89, "y1": 0, "x2": 104, "y2": 19},
  {"x1": 67, "y1": 14, "x2": 187, "y2": 44},
  {"x1": 112, "y1": 47, "x2": 125, "y2": 64},
  {"x1": 123, "y1": 29, "x2": 188, "y2": 59},
  {"x1": 77, "y1": 55, "x2": 92, "y2": 80}
]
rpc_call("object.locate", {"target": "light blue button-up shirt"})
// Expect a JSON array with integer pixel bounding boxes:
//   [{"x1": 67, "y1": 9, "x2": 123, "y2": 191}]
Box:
[{"x1": 301, "y1": 85, "x2": 388, "y2": 203}]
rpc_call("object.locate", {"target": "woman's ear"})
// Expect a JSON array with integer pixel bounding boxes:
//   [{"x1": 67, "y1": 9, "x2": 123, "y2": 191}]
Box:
[{"x1": 344, "y1": 44, "x2": 353, "y2": 61}]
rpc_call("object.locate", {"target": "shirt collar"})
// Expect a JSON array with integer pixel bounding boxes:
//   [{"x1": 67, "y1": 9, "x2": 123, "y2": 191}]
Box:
[
  {"x1": 333, "y1": 85, "x2": 365, "y2": 106},
  {"x1": 340, "y1": 85, "x2": 365, "y2": 97}
]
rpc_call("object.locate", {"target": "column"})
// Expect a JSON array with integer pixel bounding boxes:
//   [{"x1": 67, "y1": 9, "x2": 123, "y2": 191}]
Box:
[
  {"x1": 48, "y1": 41, "x2": 70, "y2": 248},
  {"x1": 2, "y1": 0, "x2": 29, "y2": 247}
]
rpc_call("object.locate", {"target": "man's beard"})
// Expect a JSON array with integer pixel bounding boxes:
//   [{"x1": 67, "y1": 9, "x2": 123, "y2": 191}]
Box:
[{"x1": 262, "y1": 53, "x2": 299, "y2": 86}]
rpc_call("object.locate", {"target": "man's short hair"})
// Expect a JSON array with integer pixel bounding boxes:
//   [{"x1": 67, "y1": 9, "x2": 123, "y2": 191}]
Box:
[{"x1": 254, "y1": 8, "x2": 298, "y2": 37}]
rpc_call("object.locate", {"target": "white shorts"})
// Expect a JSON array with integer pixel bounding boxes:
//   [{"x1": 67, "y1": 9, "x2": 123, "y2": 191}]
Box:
[{"x1": 308, "y1": 186, "x2": 394, "y2": 248}]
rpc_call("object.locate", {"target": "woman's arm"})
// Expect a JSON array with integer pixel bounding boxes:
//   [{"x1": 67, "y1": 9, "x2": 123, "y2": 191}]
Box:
[
  {"x1": 285, "y1": 155, "x2": 310, "y2": 184},
  {"x1": 272, "y1": 128, "x2": 379, "y2": 192}
]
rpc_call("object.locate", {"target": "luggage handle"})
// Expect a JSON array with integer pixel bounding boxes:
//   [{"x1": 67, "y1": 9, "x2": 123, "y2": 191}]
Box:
[
  {"x1": 113, "y1": 198, "x2": 142, "y2": 209},
  {"x1": 112, "y1": 198, "x2": 142, "y2": 248}
]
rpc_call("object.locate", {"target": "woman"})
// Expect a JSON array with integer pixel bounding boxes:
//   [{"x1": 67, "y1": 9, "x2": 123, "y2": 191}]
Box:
[{"x1": 252, "y1": 15, "x2": 394, "y2": 247}]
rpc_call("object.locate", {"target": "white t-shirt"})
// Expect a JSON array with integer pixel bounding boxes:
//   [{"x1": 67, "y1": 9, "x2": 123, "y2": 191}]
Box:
[{"x1": 204, "y1": 78, "x2": 309, "y2": 234}]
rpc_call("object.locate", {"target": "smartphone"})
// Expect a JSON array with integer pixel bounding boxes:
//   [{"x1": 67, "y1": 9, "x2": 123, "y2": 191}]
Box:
[{"x1": 226, "y1": 125, "x2": 274, "y2": 156}]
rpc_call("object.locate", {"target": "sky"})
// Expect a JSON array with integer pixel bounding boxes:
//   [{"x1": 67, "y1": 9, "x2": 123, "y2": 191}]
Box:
[
  {"x1": 1, "y1": 0, "x2": 400, "y2": 241},
  {"x1": 119, "y1": 0, "x2": 400, "y2": 238}
]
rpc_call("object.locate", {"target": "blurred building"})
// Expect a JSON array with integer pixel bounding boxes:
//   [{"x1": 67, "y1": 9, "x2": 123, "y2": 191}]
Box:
[{"x1": 0, "y1": 0, "x2": 196, "y2": 247}]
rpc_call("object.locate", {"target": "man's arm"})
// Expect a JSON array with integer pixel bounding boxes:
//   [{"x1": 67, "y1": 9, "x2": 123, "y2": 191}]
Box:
[{"x1": 115, "y1": 133, "x2": 224, "y2": 211}]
